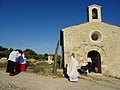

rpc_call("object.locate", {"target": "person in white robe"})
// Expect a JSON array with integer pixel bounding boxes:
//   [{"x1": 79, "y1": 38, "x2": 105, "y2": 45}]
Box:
[{"x1": 67, "y1": 53, "x2": 79, "y2": 82}]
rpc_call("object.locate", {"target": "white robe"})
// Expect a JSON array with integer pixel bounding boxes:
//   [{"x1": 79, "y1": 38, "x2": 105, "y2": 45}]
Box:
[{"x1": 67, "y1": 56, "x2": 79, "y2": 81}]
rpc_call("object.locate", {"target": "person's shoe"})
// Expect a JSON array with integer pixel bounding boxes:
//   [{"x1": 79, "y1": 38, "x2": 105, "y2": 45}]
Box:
[{"x1": 9, "y1": 73, "x2": 14, "y2": 76}]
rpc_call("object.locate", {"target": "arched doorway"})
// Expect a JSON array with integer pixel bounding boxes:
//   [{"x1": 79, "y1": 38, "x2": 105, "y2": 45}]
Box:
[{"x1": 87, "y1": 50, "x2": 101, "y2": 73}]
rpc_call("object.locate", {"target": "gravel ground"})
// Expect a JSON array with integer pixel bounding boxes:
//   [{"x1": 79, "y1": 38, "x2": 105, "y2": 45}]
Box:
[{"x1": 0, "y1": 69, "x2": 120, "y2": 90}]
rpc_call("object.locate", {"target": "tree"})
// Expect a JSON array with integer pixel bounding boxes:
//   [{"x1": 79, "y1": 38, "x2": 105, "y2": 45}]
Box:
[
  {"x1": 0, "y1": 46, "x2": 8, "y2": 51},
  {"x1": 24, "y1": 49, "x2": 37, "y2": 59},
  {"x1": 0, "y1": 46, "x2": 11, "y2": 58}
]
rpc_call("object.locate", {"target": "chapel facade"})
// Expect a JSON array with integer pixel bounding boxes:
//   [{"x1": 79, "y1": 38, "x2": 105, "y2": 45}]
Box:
[{"x1": 60, "y1": 4, "x2": 120, "y2": 78}]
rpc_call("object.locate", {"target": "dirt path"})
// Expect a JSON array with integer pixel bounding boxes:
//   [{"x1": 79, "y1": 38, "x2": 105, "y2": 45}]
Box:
[{"x1": 0, "y1": 70, "x2": 120, "y2": 90}]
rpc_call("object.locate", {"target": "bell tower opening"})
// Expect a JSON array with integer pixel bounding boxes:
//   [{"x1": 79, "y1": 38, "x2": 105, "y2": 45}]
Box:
[
  {"x1": 87, "y1": 4, "x2": 102, "y2": 22},
  {"x1": 92, "y1": 8, "x2": 98, "y2": 19},
  {"x1": 87, "y1": 50, "x2": 101, "y2": 73}
]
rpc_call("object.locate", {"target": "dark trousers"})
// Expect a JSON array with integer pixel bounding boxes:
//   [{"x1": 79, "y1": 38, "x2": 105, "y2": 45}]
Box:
[
  {"x1": 6, "y1": 60, "x2": 15, "y2": 73},
  {"x1": 15, "y1": 62, "x2": 20, "y2": 72},
  {"x1": 88, "y1": 62, "x2": 92, "y2": 73}
]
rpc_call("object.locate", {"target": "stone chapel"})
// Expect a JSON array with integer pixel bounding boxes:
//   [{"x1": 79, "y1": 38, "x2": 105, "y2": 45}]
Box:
[{"x1": 60, "y1": 4, "x2": 120, "y2": 78}]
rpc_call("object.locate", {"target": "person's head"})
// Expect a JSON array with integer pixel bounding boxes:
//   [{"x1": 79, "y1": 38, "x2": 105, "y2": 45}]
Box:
[
  {"x1": 22, "y1": 51, "x2": 26, "y2": 55},
  {"x1": 71, "y1": 53, "x2": 75, "y2": 58},
  {"x1": 14, "y1": 49, "x2": 19, "y2": 51},
  {"x1": 18, "y1": 49, "x2": 23, "y2": 54}
]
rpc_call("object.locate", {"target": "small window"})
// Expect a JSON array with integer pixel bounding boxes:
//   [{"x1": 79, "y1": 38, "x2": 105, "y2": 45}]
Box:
[
  {"x1": 91, "y1": 33, "x2": 99, "y2": 41},
  {"x1": 92, "y1": 8, "x2": 98, "y2": 19},
  {"x1": 90, "y1": 31, "x2": 102, "y2": 42}
]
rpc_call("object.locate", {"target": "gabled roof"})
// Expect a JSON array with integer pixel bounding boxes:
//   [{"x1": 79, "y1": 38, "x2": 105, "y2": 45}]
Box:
[
  {"x1": 62, "y1": 22, "x2": 120, "y2": 31},
  {"x1": 88, "y1": 4, "x2": 101, "y2": 8}
]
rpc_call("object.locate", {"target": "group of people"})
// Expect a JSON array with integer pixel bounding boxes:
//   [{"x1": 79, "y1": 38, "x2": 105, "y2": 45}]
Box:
[
  {"x1": 66, "y1": 53, "x2": 92, "y2": 82},
  {"x1": 6, "y1": 49, "x2": 27, "y2": 76},
  {"x1": 6, "y1": 50, "x2": 91, "y2": 82}
]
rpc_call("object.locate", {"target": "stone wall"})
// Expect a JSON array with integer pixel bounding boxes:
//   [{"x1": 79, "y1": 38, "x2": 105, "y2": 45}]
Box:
[{"x1": 61, "y1": 22, "x2": 120, "y2": 78}]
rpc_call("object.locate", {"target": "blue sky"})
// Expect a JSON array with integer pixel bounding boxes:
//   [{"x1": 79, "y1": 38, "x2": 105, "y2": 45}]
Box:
[{"x1": 0, "y1": 0, "x2": 120, "y2": 54}]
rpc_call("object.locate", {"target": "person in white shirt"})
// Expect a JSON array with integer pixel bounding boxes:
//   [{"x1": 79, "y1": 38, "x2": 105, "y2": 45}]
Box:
[
  {"x1": 6, "y1": 50, "x2": 20, "y2": 76},
  {"x1": 67, "y1": 53, "x2": 79, "y2": 82}
]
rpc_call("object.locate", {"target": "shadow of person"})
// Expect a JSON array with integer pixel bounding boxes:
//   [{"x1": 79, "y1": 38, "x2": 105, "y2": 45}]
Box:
[
  {"x1": 14, "y1": 70, "x2": 21, "y2": 76},
  {"x1": 63, "y1": 66, "x2": 69, "y2": 81}
]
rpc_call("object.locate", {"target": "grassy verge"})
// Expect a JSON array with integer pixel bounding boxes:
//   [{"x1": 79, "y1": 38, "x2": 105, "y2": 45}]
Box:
[
  {"x1": 0, "y1": 62, "x2": 7, "y2": 67},
  {"x1": 27, "y1": 61, "x2": 63, "y2": 77}
]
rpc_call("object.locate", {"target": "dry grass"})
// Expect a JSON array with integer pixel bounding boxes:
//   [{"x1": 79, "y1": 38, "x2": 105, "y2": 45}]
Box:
[{"x1": 27, "y1": 61, "x2": 63, "y2": 77}]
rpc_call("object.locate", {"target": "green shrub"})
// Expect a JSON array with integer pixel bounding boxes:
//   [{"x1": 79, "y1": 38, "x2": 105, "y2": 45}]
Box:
[{"x1": 0, "y1": 62, "x2": 7, "y2": 67}]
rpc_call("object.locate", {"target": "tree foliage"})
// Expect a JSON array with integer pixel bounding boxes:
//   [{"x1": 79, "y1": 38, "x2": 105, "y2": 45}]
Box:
[
  {"x1": 0, "y1": 46, "x2": 49, "y2": 60},
  {"x1": 0, "y1": 46, "x2": 38, "y2": 59},
  {"x1": 0, "y1": 46, "x2": 60, "y2": 61},
  {"x1": 0, "y1": 46, "x2": 11, "y2": 58},
  {"x1": 24, "y1": 49, "x2": 37, "y2": 59}
]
